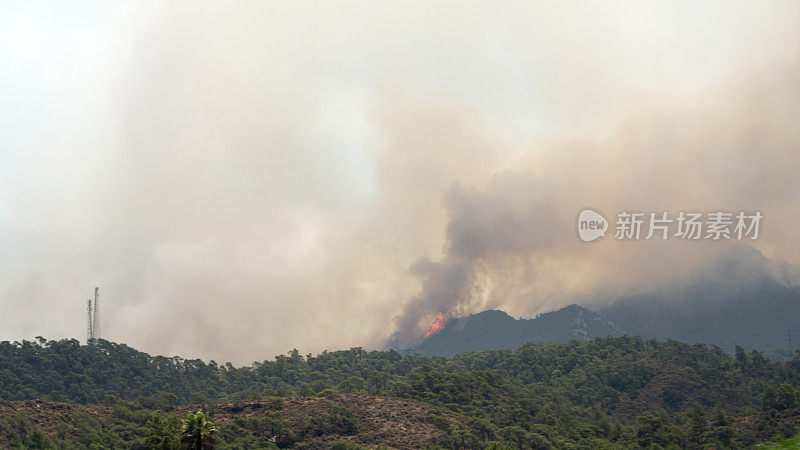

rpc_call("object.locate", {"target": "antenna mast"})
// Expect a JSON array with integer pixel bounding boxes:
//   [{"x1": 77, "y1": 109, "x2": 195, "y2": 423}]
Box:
[
  {"x1": 87, "y1": 299, "x2": 93, "y2": 345},
  {"x1": 92, "y1": 287, "x2": 100, "y2": 344}
]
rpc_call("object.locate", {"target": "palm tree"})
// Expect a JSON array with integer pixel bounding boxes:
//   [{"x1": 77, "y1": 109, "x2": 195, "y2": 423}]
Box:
[{"x1": 180, "y1": 411, "x2": 218, "y2": 449}]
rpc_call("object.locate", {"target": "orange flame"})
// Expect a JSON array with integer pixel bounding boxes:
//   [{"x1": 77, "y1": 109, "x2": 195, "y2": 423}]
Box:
[{"x1": 424, "y1": 312, "x2": 447, "y2": 338}]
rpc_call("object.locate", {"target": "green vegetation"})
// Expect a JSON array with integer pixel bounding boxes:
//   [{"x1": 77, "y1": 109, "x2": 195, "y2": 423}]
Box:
[
  {"x1": 755, "y1": 435, "x2": 800, "y2": 449},
  {"x1": 1, "y1": 336, "x2": 799, "y2": 448},
  {"x1": 180, "y1": 411, "x2": 218, "y2": 449}
]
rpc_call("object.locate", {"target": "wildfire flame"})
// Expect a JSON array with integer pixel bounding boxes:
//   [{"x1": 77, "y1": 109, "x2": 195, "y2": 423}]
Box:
[{"x1": 424, "y1": 312, "x2": 447, "y2": 338}]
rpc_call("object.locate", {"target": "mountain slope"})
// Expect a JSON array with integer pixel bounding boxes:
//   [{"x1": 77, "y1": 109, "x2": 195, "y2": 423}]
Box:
[
  {"x1": 411, "y1": 271, "x2": 800, "y2": 358},
  {"x1": 598, "y1": 276, "x2": 800, "y2": 354},
  {"x1": 410, "y1": 304, "x2": 621, "y2": 356}
]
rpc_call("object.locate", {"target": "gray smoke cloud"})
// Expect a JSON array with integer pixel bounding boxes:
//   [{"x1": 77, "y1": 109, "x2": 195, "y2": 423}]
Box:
[
  {"x1": 388, "y1": 63, "x2": 800, "y2": 346},
  {"x1": 0, "y1": 2, "x2": 798, "y2": 363}
]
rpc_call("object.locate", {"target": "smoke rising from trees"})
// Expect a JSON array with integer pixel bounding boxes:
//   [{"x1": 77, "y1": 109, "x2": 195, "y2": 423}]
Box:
[{"x1": 0, "y1": 2, "x2": 798, "y2": 362}]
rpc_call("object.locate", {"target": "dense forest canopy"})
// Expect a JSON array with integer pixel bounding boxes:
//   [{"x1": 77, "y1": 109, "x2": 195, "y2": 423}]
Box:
[{"x1": 1, "y1": 336, "x2": 800, "y2": 448}]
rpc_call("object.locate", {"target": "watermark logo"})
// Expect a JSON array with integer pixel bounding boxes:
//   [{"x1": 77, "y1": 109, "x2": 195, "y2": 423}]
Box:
[
  {"x1": 577, "y1": 209, "x2": 609, "y2": 242},
  {"x1": 577, "y1": 209, "x2": 762, "y2": 242}
]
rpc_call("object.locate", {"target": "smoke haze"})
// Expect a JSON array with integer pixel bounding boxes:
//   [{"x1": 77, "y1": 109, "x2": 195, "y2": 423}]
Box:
[{"x1": 1, "y1": 2, "x2": 799, "y2": 362}]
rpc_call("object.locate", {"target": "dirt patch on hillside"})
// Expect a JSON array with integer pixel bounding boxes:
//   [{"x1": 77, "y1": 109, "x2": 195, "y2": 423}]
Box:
[
  {"x1": 0, "y1": 395, "x2": 460, "y2": 449},
  {"x1": 182, "y1": 394, "x2": 459, "y2": 448}
]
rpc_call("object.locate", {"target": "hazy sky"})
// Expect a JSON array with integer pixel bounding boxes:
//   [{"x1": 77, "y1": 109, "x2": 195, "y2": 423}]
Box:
[{"x1": 1, "y1": 1, "x2": 798, "y2": 364}]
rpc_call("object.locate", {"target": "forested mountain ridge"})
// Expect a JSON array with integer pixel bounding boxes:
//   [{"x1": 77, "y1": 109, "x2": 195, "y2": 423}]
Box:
[
  {"x1": 409, "y1": 305, "x2": 621, "y2": 357},
  {"x1": 599, "y1": 276, "x2": 800, "y2": 355},
  {"x1": 408, "y1": 276, "x2": 800, "y2": 358},
  {"x1": 2, "y1": 336, "x2": 800, "y2": 448}
]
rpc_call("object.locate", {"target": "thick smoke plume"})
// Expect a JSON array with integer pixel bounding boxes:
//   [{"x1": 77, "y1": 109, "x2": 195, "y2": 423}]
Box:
[
  {"x1": 388, "y1": 64, "x2": 800, "y2": 347},
  {"x1": 0, "y1": 2, "x2": 798, "y2": 362}
]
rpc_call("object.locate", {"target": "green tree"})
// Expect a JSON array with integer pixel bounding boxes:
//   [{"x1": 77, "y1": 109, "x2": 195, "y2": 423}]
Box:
[
  {"x1": 366, "y1": 371, "x2": 385, "y2": 394},
  {"x1": 337, "y1": 376, "x2": 365, "y2": 394},
  {"x1": 180, "y1": 411, "x2": 218, "y2": 450},
  {"x1": 762, "y1": 386, "x2": 777, "y2": 411},
  {"x1": 144, "y1": 411, "x2": 180, "y2": 450},
  {"x1": 689, "y1": 403, "x2": 707, "y2": 437},
  {"x1": 735, "y1": 345, "x2": 747, "y2": 365},
  {"x1": 775, "y1": 383, "x2": 800, "y2": 411},
  {"x1": 160, "y1": 392, "x2": 179, "y2": 411}
]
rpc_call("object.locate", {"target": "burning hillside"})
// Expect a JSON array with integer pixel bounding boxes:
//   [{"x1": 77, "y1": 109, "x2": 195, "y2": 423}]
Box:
[{"x1": 424, "y1": 312, "x2": 447, "y2": 338}]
